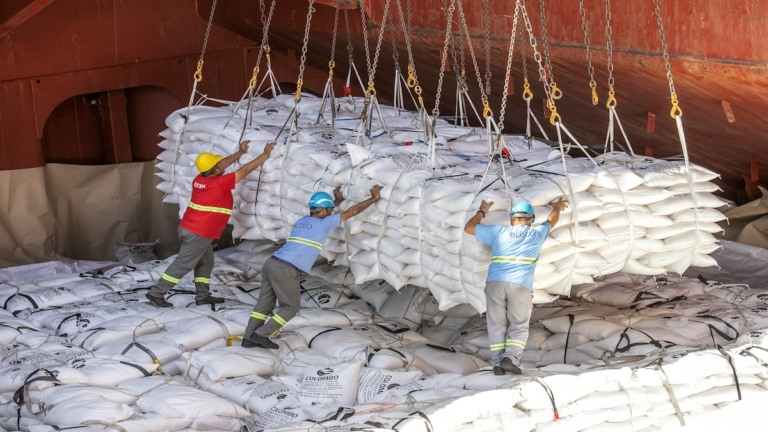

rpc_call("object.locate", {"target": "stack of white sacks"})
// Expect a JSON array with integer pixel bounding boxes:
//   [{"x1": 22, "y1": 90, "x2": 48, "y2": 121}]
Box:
[
  {"x1": 156, "y1": 94, "x2": 726, "y2": 313},
  {"x1": 2, "y1": 251, "x2": 768, "y2": 431}
]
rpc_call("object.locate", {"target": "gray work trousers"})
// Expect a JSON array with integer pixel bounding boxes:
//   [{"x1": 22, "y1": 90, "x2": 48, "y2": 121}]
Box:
[
  {"x1": 484, "y1": 280, "x2": 533, "y2": 367},
  {"x1": 149, "y1": 227, "x2": 215, "y2": 301},
  {"x1": 244, "y1": 257, "x2": 302, "y2": 339}
]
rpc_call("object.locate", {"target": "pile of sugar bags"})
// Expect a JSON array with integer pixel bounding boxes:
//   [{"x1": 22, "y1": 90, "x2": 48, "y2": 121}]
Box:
[
  {"x1": 156, "y1": 95, "x2": 726, "y2": 312},
  {"x1": 3, "y1": 252, "x2": 768, "y2": 432}
]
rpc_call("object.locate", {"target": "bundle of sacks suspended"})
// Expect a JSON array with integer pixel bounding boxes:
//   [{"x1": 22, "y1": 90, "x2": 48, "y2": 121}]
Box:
[{"x1": 156, "y1": 94, "x2": 727, "y2": 313}]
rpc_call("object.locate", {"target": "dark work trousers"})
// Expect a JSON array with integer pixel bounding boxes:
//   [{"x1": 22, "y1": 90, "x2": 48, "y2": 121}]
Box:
[
  {"x1": 484, "y1": 280, "x2": 533, "y2": 367},
  {"x1": 243, "y1": 257, "x2": 302, "y2": 339},
  {"x1": 149, "y1": 227, "x2": 215, "y2": 301}
]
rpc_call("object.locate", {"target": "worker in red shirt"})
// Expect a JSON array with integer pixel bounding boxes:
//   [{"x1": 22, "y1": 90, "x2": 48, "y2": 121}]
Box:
[{"x1": 146, "y1": 140, "x2": 276, "y2": 307}]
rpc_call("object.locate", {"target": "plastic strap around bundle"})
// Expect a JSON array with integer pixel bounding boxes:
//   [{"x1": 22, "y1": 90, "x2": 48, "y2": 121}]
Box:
[
  {"x1": 119, "y1": 360, "x2": 155, "y2": 377},
  {"x1": 7, "y1": 292, "x2": 37, "y2": 313},
  {"x1": 563, "y1": 314, "x2": 575, "y2": 364},
  {"x1": 75, "y1": 327, "x2": 106, "y2": 348},
  {"x1": 321, "y1": 406, "x2": 356, "y2": 422},
  {"x1": 366, "y1": 347, "x2": 409, "y2": 366},
  {"x1": 56, "y1": 312, "x2": 84, "y2": 336},
  {"x1": 13, "y1": 368, "x2": 62, "y2": 426},
  {"x1": 696, "y1": 313, "x2": 739, "y2": 346},
  {"x1": 308, "y1": 327, "x2": 342, "y2": 347},
  {"x1": 613, "y1": 327, "x2": 676, "y2": 354},
  {"x1": 533, "y1": 378, "x2": 560, "y2": 421},
  {"x1": 716, "y1": 346, "x2": 742, "y2": 401},
  {"x1": 374, "y1": 323, "x2": 409, "y2": 334},
  {"x1": 203, "y1": 314, "x2": 234, "y2": 339},
  {"x1": 0, "y1": 322, "x2": 36, "y2": 333},
  {"x1": 644, "y1": 295, "x2": 687, "y2": 309},
  {"x1": 656, "y1": 364, "x2": 686, "y2": 427},
  {"x1": 739, "y1": 346, "x2": 768, "y2": 369},
  {"x1": 122, "y1": 342, "x2": 160, "y2": 365},
  {"x1": 1, "y1": 282, "x2": 23, "y2": 309},
  {"x1": 392, "y1": 411, "x2": 435, "y2": 431}
]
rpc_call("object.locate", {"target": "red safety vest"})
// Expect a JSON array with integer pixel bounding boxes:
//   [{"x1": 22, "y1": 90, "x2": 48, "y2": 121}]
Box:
[{"x1": 179, "y1": 172, "x2": 236, "y2": 239}]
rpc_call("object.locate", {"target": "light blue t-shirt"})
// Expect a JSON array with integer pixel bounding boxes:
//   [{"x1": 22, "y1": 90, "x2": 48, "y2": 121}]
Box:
[
  {"x1": 274, "y1": 213, "x2": 341, "y2": 273},
  {"x1": 474, "y1": 222, "x2": 551, "y2": 290}
]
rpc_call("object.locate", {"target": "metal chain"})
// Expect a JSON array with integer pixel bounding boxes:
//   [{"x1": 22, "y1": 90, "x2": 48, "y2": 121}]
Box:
[
  {"x1": 443, "y1": 0, "x2": 458, "y2": 77},
  {"x1": 367, "y1": 0, "x2": 391, "y2": 95},
  {"x1": 482, "y1": 0, "x2": 492, "y2": 95},
  {"x1": 538, "y1": 0, "x2": 562, "y2": 99},
  {"x1": 345, "y1": 2, "x2": 354, "y2": 63},
  {"x1": 539, "y1": 0, "x2": 553, "y2": 82},
  {"x1": 295, "y1": 0, "x2": 316, "y2": 101},
  {"x1": 329, "y1": 0, "x2": 341, "y2": 71},
  {"x1": 259, "y1": 0, "x2": 267, "y2": 30},
  {"x1": 605, "y1": 0, "x2": 617, "y2": 108},
  {"x1": 406, "y1": 0, "x2": 413, "y2": 39},
  {"x1": 519, "y1": 21, "x2": 532, "y2": 101},
  {"x1": 388, "y1": 3, "x2": 400, "y2": 67},
  {"x1": 456, "y1": 0, "x2": 491, "y2": 117},
  {"x1": 396, "y1": 0, "x2": 423, "y2": 107},
  {"x1": 459, "y1": 18, "x2": 467, "y2": 78},
  {"x1": 194, "y1": 0, "x2": 218, "y2": 81},
  {"x1": 249, "y1": 0, "x2": 277, "y2": 89},
  {"x1": 653, "y1": 0, "x2": 682, "y2": 117},
  {"x1": 520, "y1": 0, "x2": 560, "y2": 124},
  {"x1": 579, "y1": 0, "x2": 598, "y2": 105},
  {"x1": 433, "y1": 0, "x2": 457, "y2": 116},
  {"x1": 359, "y1": 0, "x2": 373, "y2": 87},
  {"x1": 497, "y1": 3, "x2": 522, "y2": 132}
]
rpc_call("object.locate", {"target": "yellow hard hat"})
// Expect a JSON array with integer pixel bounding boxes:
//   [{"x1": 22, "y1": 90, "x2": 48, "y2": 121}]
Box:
[{"x1": 195, "y1": 153, "x2": 223, "y2": 173}]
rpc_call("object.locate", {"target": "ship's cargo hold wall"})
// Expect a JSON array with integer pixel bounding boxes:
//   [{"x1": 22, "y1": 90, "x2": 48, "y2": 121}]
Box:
[{"x1": 0, "y1": 0, "x2": 260, "y2": 170}]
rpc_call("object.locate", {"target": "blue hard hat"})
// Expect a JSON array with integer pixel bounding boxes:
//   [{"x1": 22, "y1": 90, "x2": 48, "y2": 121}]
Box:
[
  {"x1": 308, "y1": 191, "x2": 335, "y2": 208},
  {"x1": 510, "y1": 201, "x2": 535, "y2": 219}
]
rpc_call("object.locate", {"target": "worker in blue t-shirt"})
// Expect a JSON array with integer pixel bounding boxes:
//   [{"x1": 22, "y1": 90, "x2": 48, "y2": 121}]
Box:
[
  {"x1": 464, "y1": 197, "x2": 567, "y2": 375},
  {"x1": 242, "y1": 184, "x2": 382, "y2": 349}
]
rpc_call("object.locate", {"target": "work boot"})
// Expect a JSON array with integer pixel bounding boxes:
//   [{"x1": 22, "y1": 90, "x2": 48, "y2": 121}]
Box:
[
  {"x1": 241, "y1": 336, "x2": 259, "y2": 349},
  {"x1": 146, "y1": 293, "x2": 172, "y2": 308},
  {"x1": 242, "y1": 334, "x2": 278, "y2": 350},
  {"x1": 500, "y1": 357, "x2": 522, "y2": 374},
  {"x1": 493, "y1": 366, "x2": 506, "y2": 376},
  {"x1": 196, "y1": 296, "x2": 225, "y2": 306}
]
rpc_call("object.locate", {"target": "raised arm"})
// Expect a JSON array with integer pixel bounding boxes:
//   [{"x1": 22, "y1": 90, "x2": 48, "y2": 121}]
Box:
[
  {"x1": 339, "y1": 185, "x2": 382, "y2": 223},
  {"x1": 333, "y1": 186, "x2": 344, "y2": 207},
  {"x1": 234, "y1": 141, "x2": 276, "y2": 182},
  {"x1": 546, "y1": 197, "x2": 567, "y2": 228},
  {"x1": 464, "y1": 200, "x2": 493, "y2": 235},
  {"x1": 218, "y1": 140, "x2": 250, "y2": 171}
]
